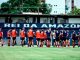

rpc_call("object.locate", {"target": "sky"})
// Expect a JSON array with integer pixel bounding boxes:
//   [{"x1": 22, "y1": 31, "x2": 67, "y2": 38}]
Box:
[{"x1": 0, "y1": 0, "x2": 8, "y2": 4}]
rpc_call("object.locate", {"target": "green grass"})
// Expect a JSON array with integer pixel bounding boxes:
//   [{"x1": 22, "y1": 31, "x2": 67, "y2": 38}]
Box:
[{"x1": 0, "y1": 46, "x2": 80, "y2": 60}]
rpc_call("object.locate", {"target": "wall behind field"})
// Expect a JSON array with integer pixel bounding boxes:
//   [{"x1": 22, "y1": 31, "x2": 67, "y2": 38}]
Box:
[
  {"x1": 0, "y1": 17, "x2": 5, "y2": 23},
  {"x1": 69, "y1": 18, "x2": 80, "y2": 23}
]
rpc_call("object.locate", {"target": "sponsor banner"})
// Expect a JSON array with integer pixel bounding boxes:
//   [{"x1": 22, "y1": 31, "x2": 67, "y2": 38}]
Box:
[{"x1": 0, "y1": 23, "x2": 80, "y2": 29}]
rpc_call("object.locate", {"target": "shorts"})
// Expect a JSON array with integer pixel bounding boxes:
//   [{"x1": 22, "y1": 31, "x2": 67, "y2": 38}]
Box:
[
  {"x1": 12, "y1": 37, "x2": 16, "y2": 40},
  {"x1": 36, "y1": 38, "x2": 40, "y2": 41},
  {"x1": 7, "y1": 37, "x2": 10, "y2": 39},
  {"x1": 0, "y1": 37, "x2": 2, "y2": 40},
  {"x1": 60, "y1": 37, "x2": 64, "y2": 41},
  {"x1": 29, "y1": 37, "x2": 33, "y2": 40},
  {"x1": 63, "y1": 37, "x2": 66, "y2": 41},
  {"x1": 72, "y1": 38, "x2": 76, "y2": 41},
  {"x1": 44, "y1": 38, "x2": 47, "y2": 40},
  {"x1": 66, "y1": 37, "x2": 69, "y2": 40},
  {"x1": 21, "y1": 37, "x2": 25, "y2": 40},
  {"x1": 47, "y1": 38, "x2": 51, "y2": 41},
  {"x1": 40, "y1": 39, "x2": 44, "y2": 42},
  {"x1": 56, "y1": 37, "x2": 59, "y2": 41},
  {"x1": 53, "y1": 39, "x2": 56, "y2": 42}
]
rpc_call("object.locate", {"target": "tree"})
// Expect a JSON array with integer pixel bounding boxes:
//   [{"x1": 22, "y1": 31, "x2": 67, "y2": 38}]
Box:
[
  {"x1": 0, "y1": 0, "x2": 52, "y2": 14},
  {"x1": 39, "y1": 3, "x2": 52, "y2": 14},
  {"x1": 0, "y1": 2, "x2": 9, "y2": 14},
  {"x1": 68, "y1": 6, "x2": 80, "y2": 15}
]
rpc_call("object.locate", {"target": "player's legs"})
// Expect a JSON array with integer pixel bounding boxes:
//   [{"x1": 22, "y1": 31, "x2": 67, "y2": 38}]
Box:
[
  {"x1": 28, "y1": 37, "x2": 31, "y2": 47},
  {"x1": 72, "y1": 39, "x2": 75, "y2": 48},
  {"x1": 1, "y1": 39, "x2": 3, "y2": 46},
  {"x1": 31, "y1": 37, "x2": 34, "y2": 47},
  {"x1": 56, "y1": 37, "x2": 59, "y2": 47},
  {"x1": 8, "y1": 37, "x2": 10, "y2": 46},
  {"x1": 0, "y1": 37, "x2": 4, "y2": 46},
  {"x1": 40, "y1": 39, "x2": 44, "y2": 47},
  {"x1": 57, "y1": 41, "x2": 60, "y2": 48},
  {"x1": 12, "y1": 37, "x2": 16, "y2": 46},
  {"x1": 27, "y1": 38, "x2": 29, "y2": 47},
  {"x1": 36, "y1": 38, "x2": 40, "y2": 47},
  {"x1": 21, "y1": 37, "x2": 25, "y2": 47},
  {"x1": 56, "y1": 41, "x2": 58, "y2": 47},
  {"x1": 63, "y1": 40, "x2": 66, "y2": 47},
  {"x1": 63, "y1": 37, "x2": 66, "y2": 47},
  {"x1": 68, "y1": 40, "x2": 70, "y2": 47},
  {"x1": 46, "y1": 39, "x2": 49, "y2": 47},
  {"x1": 60, "y1": 38, "x2": 63, "y2": 47},
  {"x1": 66, "y1": 39, "x2": 70, "y2": 47},
  {"x1": 53, "y1": 39, "x2": 56, "y2": 47},
  {"x1": 46, "y1": 38, "x2": 51, "y2": 47},
  {"x1": 78, "y1": 40, "x2": 80, "y2": 47},
  {"x1": 55, "y1": 41, "x2": 57, "y2": 47},
  {"x1": 28, "y1": 37, "x2": 33, "y2": 47},
  {"x1": 0, "y1": 37, "x2": 2, "y2": 46}
]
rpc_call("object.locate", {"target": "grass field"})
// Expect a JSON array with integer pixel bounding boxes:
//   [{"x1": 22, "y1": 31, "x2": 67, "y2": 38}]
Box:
[{"x1": 0, "y1": 46, "x2": 80, "y2": 60}]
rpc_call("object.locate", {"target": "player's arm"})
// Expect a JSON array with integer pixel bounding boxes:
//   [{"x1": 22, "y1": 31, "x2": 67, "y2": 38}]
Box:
[
  {"x1": 33, "y1": 31, "x2": 35, "y2": 37},
  {"x1": 51, "y1": 31, "x2": 53, "y2": 37},
  {"x1": 16, "y1": 31, "x2": 18, "y2": 36},
  {"x1": 2, "y1": 32, "x2": 3, "y2": 38},
  {"x1": 27, "y1": 31, "x2": 29, "y2": 37},
  {"x1": 50, "y1": 32, "x2": 52, "y2": 37}
]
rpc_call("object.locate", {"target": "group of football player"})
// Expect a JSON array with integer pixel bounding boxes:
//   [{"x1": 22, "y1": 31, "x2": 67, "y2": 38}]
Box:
[{"x1": 0, "y1": 27, "x2": 80, "y2": 48}]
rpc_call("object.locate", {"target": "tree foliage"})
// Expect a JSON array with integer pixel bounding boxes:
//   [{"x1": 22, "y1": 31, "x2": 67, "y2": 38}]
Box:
[
  {"x1": 0, "y1": 0, "x2": 52, "y2": 14},
  {"x1": 68, "y1": 6, "x2": 80, "y2": 15}
]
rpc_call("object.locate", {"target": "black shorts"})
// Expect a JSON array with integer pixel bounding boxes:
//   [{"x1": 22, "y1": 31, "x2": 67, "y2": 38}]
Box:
[
  {"x1": 63, "y1": 37, "x2": 66, "y2": 41},
  {"x1": 21, "y1": 37, "x2": 25, "y2": 40},
  {"x1": 40, "y1": 39, "x2": 44, "y2": 42},
  {"x1": 60, "y1": 37, "x2": 64, "y2": 41},
  {"x1": 66, "y1": 37, "x2": 69, "y2": 40},
  {"x1": 29, "y1": 37, "x2": 33, "y2": 40},
  {"x1": 53, "y1": 39, "x2": 56, "y2": 42},
  {"x1": 12, "y1": 37, "x2": 16, "y2": 40},
  {"x1": 44, "y1": 38, "x2": 47, "y2": 40},
  {"x1": 56, "y1": 37, "x2": 59, "y2": 41},
  {"x1": 47, "y1": 38, "x2": 51, "y2": 41},
  {"x1": 0, "y1": 37, "x2": 2, "y2": 40},
  {"x1": 72, "y1": 38, "x2": 76, "y2": 41},
  {"x1": 7, "y1": 37, "x2": 10, "y2": 39},
  {"x1": 36, "y1": 38, "x2": 40, "y2": 41}
]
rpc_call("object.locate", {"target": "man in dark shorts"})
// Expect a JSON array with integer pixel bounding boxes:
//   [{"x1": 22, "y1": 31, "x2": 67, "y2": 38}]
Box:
[
  {"x1": 78, "y1": 32, "x2": 80, "y2": 47},
  {"x1": 20, "y1": 29, "x2": 25, "y2": 47},
  {"x1": 40, "y1": 30, "x2": 44, "y2": 47},
  {"x1": 55, "y1": 30, "x2": 60, "y2": 48},
  {"x1": 72, "y1": 31, "x2": 76, "y2": 48},
  {"x1": 59, "y1": 30, "x2": 64, "y2": 47},
  {"x1": 7, "y1": 29, "x2": 11, "y2": 46},
  {"x1": 63, "y1": 30, "x2": 67, "y2": 47},
  {"x1": 66, "y1": 30, "x2": 70, "y2": 47},
  {"x1": 27, "y1": 28, "x2": 34, "y2": 47},
  {"x1": 46, "y1": 29, "x2": 51, "y2": 47},
  {"x1": 11, "y1": 28, "x2": 17, "y2": 46},
  {"x1": 51, "y1": 30, "x2": 56, "y2": 47},
  {"x1": 44, "y1": 30, "x2": 47, "y2": 46},
  {"x1": 0, "y1": 28, "x2": 3, "y2": 46},
  {"x1": 36, "y1": 29, "x2": 41, "y2": 47}
]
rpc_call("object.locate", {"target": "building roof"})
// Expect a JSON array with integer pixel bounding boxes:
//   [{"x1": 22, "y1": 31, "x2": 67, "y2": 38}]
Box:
[{"x1": 0, "y1": 14, "x2": 80, "y2": 18}]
